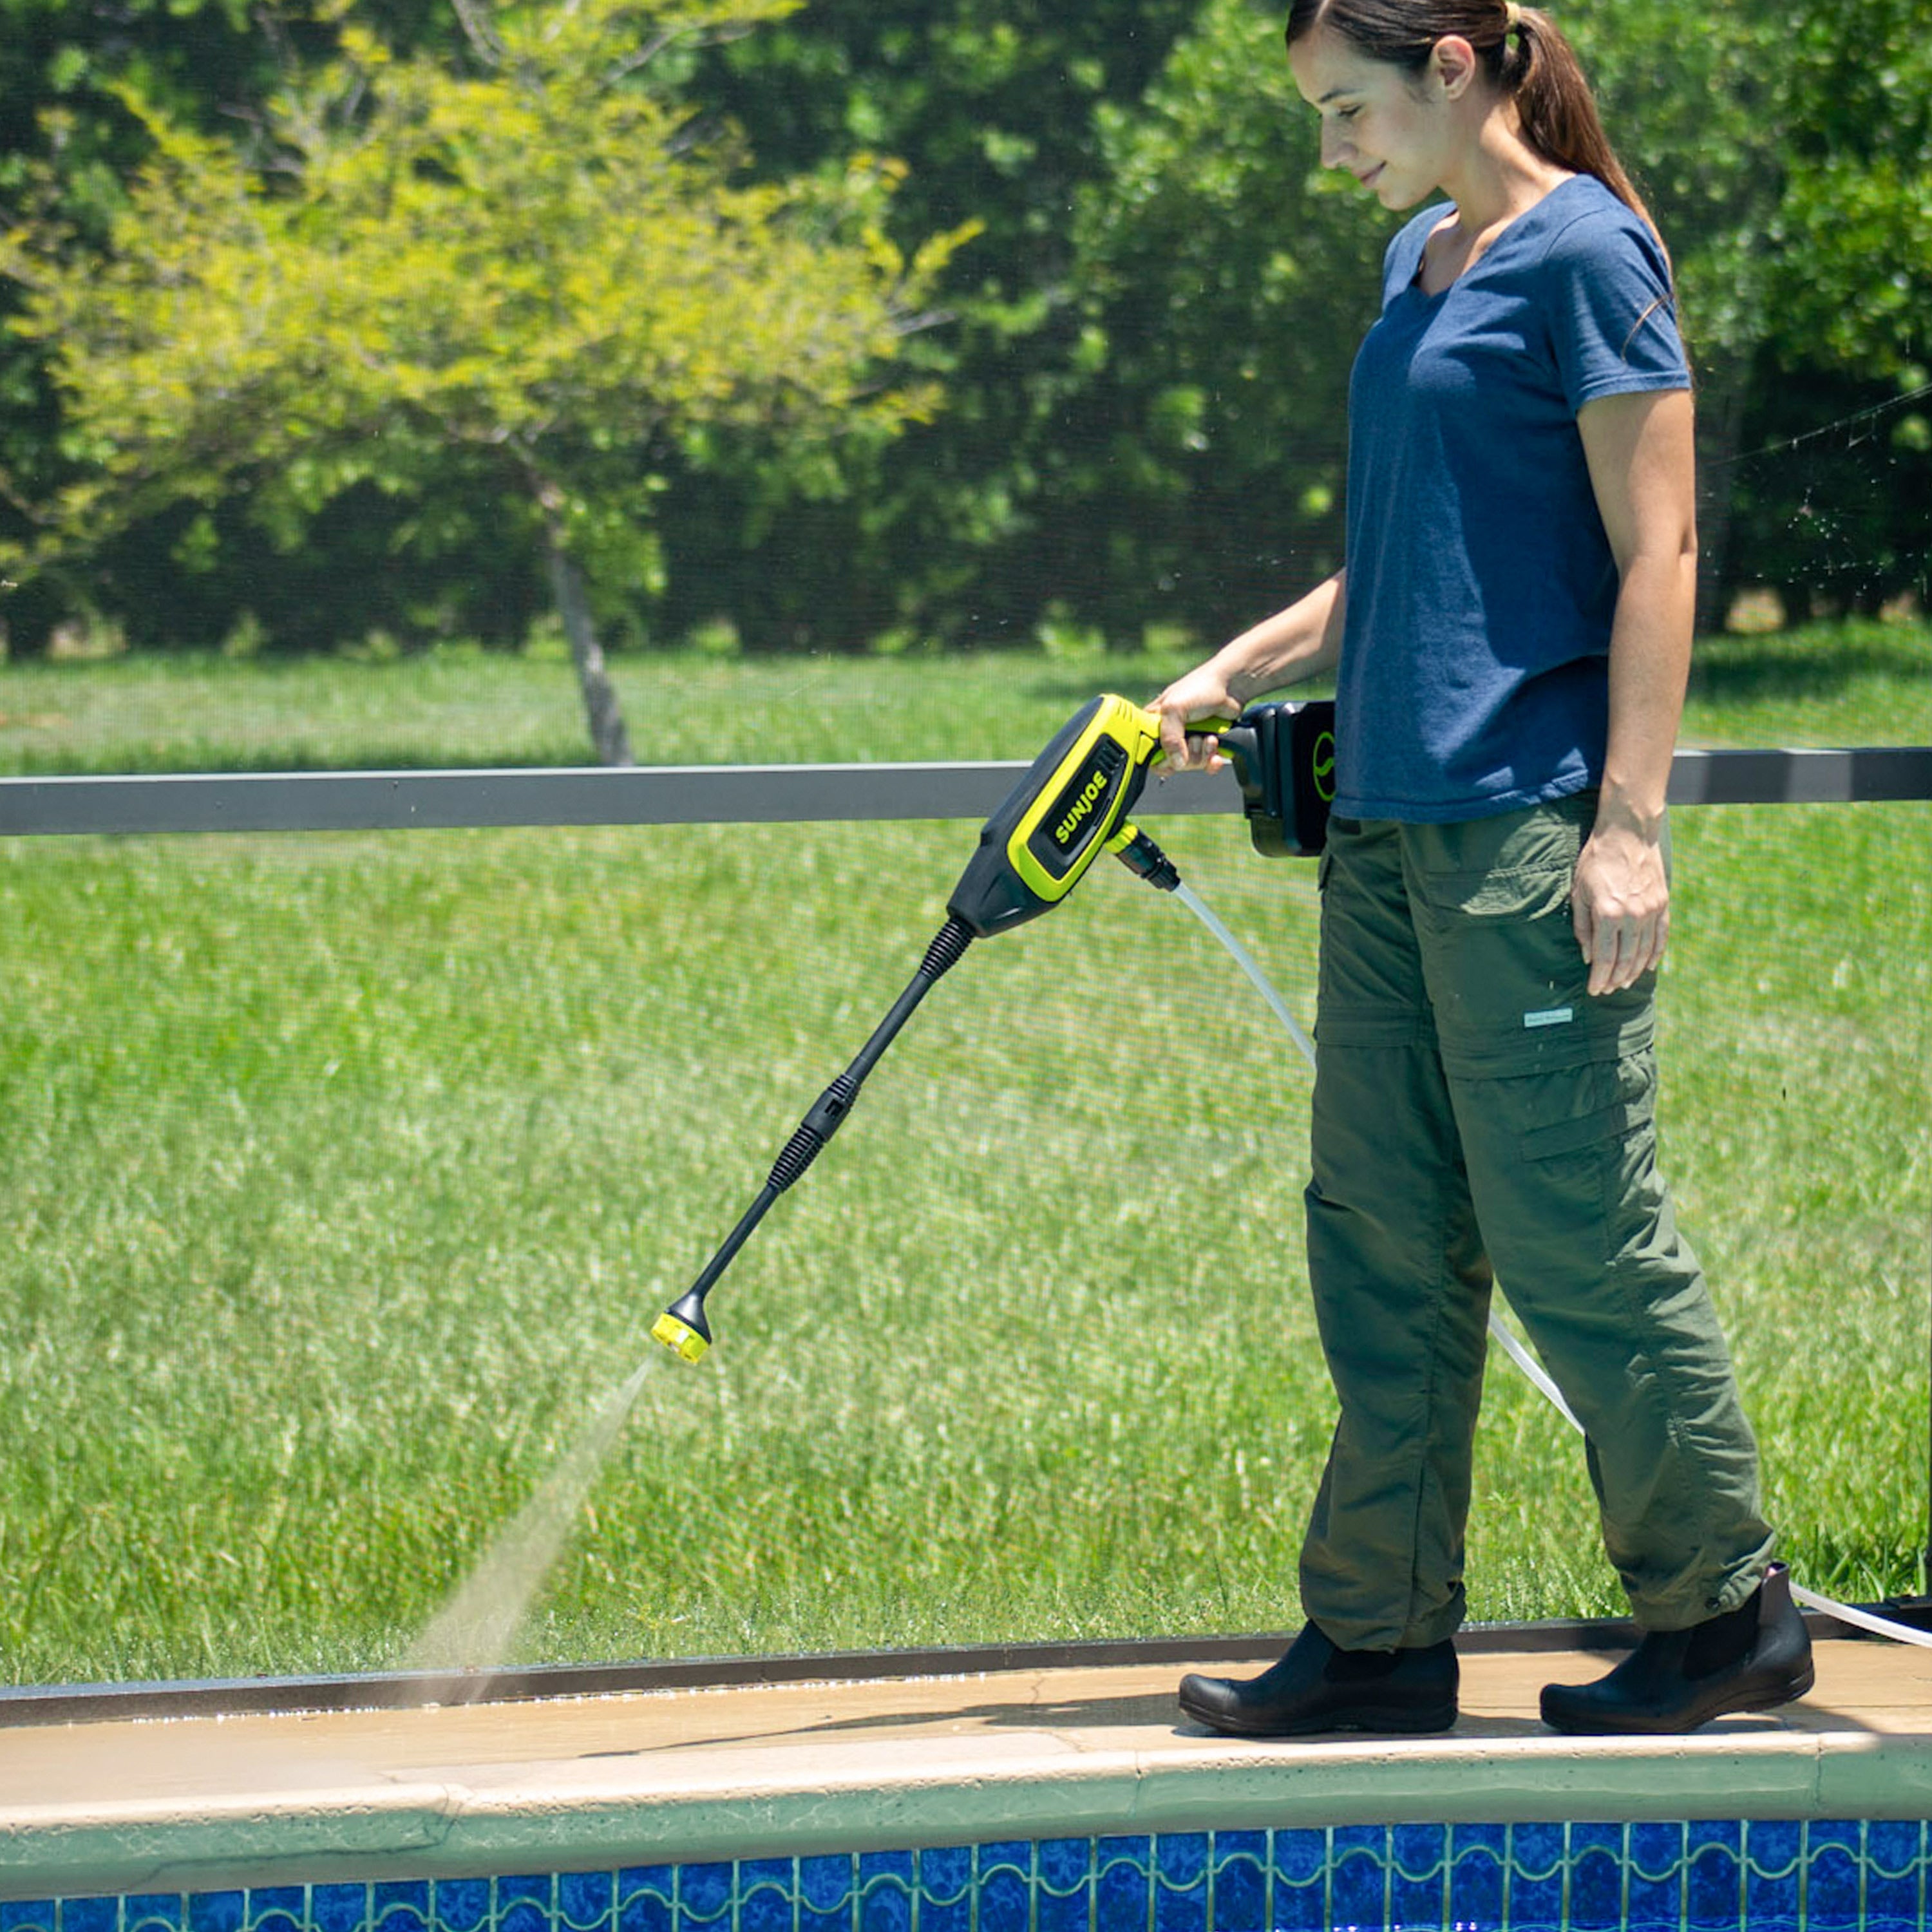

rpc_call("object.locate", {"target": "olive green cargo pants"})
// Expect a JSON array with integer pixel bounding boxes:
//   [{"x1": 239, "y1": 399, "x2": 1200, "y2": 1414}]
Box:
[{"x1": 1298, "y1": 798, "x2": 1775, "y2": 1651}]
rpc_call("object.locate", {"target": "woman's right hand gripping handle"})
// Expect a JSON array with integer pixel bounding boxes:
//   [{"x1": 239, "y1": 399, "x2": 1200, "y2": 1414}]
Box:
[{"x1": 1149, "y1": 668, "x2": 1243, "y2": 774}]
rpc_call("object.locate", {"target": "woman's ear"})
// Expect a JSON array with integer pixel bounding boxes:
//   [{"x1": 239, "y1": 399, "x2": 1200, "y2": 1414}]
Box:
[{"x1": 1429, "y1": 34, "x2": 1479, "y2": 98}]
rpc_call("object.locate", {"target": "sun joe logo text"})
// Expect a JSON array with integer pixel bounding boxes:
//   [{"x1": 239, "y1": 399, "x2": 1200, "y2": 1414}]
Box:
[
  {"x1": 1025, "y1": 731, "x2": 1131, "y2": 886},
  {"x1": 1052, "y1": 765, "x2": 1113, "y2": 848}
]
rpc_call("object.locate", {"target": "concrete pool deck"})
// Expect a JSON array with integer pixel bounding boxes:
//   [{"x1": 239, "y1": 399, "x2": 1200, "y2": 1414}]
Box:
[{"x1": 4, "y1": 1635, "x2": 1932, "y2": 1901}]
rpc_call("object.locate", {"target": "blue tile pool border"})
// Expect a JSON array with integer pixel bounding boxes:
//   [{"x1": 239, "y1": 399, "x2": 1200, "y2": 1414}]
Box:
[{"x1": 6, "y1": 1821, "x2": 1931, "y2": 1932}]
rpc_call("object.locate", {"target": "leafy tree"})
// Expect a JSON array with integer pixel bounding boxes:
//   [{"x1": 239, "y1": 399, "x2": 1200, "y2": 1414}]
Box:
[
  {"x1": 1571, "y1": 0, "x2": 1932, "y2": 621},
  {"x1": 1726, "y1": 2, "x2": 1932, "y2": 620},
  {"x1": 650, "y1": 0, "x2": 1202, "y2": 652},
  {"x1": 0, "y1": 0, "x2": 474, "y2": 654},
  {"x1": 1056, "y1": 0, "x2": 1932, "y2": 638},
  {"x1": 6, "y1": 0, "x2": 1926, "y2": 662},
  {"x1": 2, "y1": 0, "x2": 962, "y2": 756},
  {"x1": 1068, "y1": 0, "x2": 1384, "y2": 636}
]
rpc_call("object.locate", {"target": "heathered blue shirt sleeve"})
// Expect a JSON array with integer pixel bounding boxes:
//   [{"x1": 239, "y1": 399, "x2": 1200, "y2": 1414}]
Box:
[
  {"x1": 1332, "y1": 176, "x2": 1690, "y2": 823},
  {"x1": 1544, "y1": 203, "x2": 1687, "y2": 410}
]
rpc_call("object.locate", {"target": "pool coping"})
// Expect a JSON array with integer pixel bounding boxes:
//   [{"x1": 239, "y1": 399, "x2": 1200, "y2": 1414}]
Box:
[
  {"x1": 0, "y1": 1620, "x2": 1647, "y2": 1731},
  {"x1": 5, "y1": 1631, "x2": 1932, "y2": 1901},
  {"x1": 8, "y1": 1607, "x2": 1915, "y2": 1730}
]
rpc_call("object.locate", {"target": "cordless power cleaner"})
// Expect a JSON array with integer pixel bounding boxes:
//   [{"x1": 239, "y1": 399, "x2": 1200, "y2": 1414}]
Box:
[{"x1": 649, "y1": 692, "x2": 1336, "y2": 1363}]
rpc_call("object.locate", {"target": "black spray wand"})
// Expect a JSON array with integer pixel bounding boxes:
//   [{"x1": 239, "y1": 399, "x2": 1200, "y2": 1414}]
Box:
[
  {"x1": 649, "y1": 692, "x2": 1200, "y2": 1365},
  {"x1": 650, "y1": 916, "x2": 975, "y2": 1361}
]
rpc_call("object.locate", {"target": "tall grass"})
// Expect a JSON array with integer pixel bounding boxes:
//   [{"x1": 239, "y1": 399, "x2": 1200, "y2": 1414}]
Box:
[{"x1": 0, "y1": 632, "x2": 1926, "y2": 1685}]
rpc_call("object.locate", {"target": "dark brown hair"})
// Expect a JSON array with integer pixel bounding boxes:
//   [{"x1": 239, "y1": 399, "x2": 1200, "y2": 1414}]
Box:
[{"x1": 1285, "y1": 0, "x2": 1663, "y2": 250}]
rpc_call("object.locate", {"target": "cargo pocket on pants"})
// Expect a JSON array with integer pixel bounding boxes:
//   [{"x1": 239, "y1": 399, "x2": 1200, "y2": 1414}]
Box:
[
  {"x1": 1461, "y1": 1046, "x2": 1660, "y2": 1273},
  {"x1": 1505, "y1": 1048, "x2": 1657, "y2": 1162}
]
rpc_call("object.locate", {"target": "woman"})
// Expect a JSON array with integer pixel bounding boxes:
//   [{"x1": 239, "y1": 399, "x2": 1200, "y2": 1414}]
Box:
[{"x1": 1153, "y1": 0, "x2": 1812, "y2": 1736}]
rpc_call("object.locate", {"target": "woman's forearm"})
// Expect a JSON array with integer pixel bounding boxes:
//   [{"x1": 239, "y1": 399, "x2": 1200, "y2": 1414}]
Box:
[
  {"x1": 1572, "y1": 386, "x2": 1698, "y2": 994},
  {"x1": 1579, "y1": 388, "x2": 1698, "y2": 841},
  {"x1": 1150, "y1": 568, "x2": 1347, "y2": 768},
  {"x1": 1596, "y1": 544, "x2": 1697, "y2": 840},
  {"x1": 1211, "y1": 569, "x2": 1348, "y2": 706}
]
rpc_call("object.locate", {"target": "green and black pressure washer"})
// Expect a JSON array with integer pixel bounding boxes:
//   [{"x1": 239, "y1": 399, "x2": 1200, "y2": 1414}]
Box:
[{"x1": 650, "y1": 692, "x2": 1336, "y2": 1363}]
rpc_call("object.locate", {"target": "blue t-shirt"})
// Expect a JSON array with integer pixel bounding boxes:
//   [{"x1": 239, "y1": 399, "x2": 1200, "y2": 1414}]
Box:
[{"x1": 1334, "y1": 174, "x2": 1690, "y2": 822}]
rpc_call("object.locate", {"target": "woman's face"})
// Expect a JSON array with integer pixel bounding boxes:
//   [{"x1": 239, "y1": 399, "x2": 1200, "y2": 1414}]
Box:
[{"x1": 1288, "y1": 23, "x2": 1456, "y2": 210}]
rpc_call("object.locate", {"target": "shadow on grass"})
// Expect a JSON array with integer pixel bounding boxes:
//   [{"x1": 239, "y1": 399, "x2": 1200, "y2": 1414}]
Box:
[
  {"x1": 0, "y1": 743, "x2": 596, "y2": 779},
  {"x1": 1688, "y1": 625, "x2": 1931, "y2": 708},
  {"x1": 1016, "y1": 625, "x2": 1927, "y2": 716}
]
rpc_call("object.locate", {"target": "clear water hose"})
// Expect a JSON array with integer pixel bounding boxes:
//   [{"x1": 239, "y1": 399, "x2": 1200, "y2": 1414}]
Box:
[
  {"x1": 1172, "y1": 884, "x2": 1320, "y2": 1070},
  {"x1": 1170, "y1": 880, "x2": 1932, "y2": 1650}
]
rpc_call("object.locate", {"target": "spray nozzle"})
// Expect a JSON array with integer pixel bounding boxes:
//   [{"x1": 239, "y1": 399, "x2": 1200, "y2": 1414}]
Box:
[{"x1": 652, "y1": 1297, "x2": 712, "y2": 1364}]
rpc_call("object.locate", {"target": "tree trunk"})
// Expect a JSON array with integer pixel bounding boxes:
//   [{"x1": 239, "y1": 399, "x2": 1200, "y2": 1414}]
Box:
[
  {"x1": 540, "y1": 511, "x2": 634, "y2": 768},
  {"x1": 1692, "y1": 347, "x2": 1754, "y2": 638}
]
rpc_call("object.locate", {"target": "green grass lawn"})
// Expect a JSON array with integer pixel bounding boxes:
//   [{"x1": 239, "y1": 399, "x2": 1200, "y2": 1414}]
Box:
[
  {"x1": 0, "y1": 628, "x2": 1927, "y2": 1685},
  {"x1": 1, "y1": 615, "x2": 1926, "y2": 777}
]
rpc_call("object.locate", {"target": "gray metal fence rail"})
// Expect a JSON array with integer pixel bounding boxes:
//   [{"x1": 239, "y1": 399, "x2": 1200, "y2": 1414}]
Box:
[{"x1": 2, "y1": 744, "x2": 1929, "y2": 838}]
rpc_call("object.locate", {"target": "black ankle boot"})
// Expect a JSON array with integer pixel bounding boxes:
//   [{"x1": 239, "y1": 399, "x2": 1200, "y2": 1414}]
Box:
[
  {"x1": 1178, "y1": 1623, "x2": 1459, "y2": 1738},
  {"x1": 1540, "y1": 1562, "x2": 1815, "y2": 1736}
]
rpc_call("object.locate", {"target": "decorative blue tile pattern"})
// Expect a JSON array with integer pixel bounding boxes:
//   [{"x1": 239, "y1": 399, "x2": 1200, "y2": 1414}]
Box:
[
  {"x1": 11, "y1": 1818, "x2": 1932, "y2": 1931},
  {"x1": 614, "y1": 1871, "x2": 672, "y2": 1932}
]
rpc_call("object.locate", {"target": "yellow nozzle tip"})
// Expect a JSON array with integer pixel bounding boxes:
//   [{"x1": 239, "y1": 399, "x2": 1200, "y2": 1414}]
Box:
[{"x1": 651, "y1": 1312, "x2": 710, "y2": 1363}]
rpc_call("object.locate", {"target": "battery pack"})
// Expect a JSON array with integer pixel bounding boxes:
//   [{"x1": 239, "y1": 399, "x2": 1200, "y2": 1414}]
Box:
[{"x1": 1221, "y1": 700, "x2": 1337, "y2": 858}]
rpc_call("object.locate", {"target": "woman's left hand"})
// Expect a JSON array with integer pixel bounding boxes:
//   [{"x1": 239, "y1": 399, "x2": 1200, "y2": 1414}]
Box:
[{"x1": 1571, "y1": 816, "x2": 1669, "y2": 996}]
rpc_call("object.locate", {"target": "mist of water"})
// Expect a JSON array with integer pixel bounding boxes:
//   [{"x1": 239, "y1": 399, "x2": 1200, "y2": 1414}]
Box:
[
  {"x1": 397, "y1": 886, "x2": 1302, "y2": 1705},
  {"x1": 404, "y1": 1353, "x2": 658, "y2": 1701}
]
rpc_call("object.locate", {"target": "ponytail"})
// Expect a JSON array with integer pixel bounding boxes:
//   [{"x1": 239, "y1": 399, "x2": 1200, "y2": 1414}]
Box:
[
  {"x1": 1506, "y1": 10, "x2": 1665, "y2": 258},
  {"x1": 1285, "y1": 0, "x2": 1667, "y2": 260}
]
